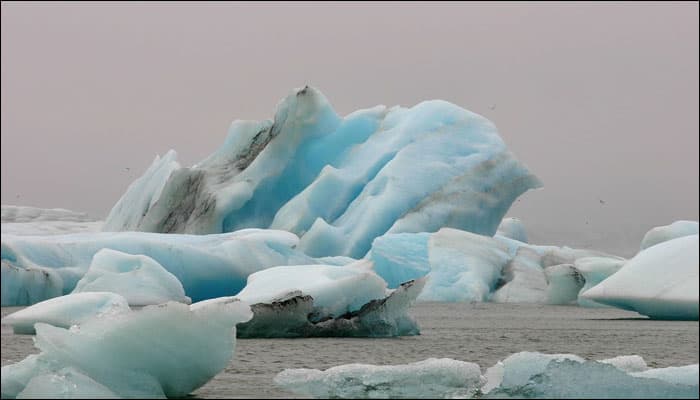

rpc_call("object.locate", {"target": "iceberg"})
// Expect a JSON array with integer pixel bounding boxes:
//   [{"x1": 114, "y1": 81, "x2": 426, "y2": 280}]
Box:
[
  {"x1": 1, "y1": 229, "x2": 317, "y2": 305},
  {"x1": 543, "y1": 264, "x2": 584, "y2": 305},
  {"x1": 1, "y1": 292, "x2": 130, "y2": 335},
  {"x1": 274, "y1": 358, "x2": 485, "y2": 399},
  {"x1": 275, "y1": 352, "x2": 697, "y2": 399},
  {"x1": 1, "y1": 205, "x2": 102, "y2": 236},
  {"x1": 640, "y1": 220, "x2": 698, "y2": 250},
  {"x1": 367, "y1": 226, "x2": 622, "y2": 304},
  {"x1": 1, "y1": 205, "x2": 95, "y2": 223},
  {"x1": 581, "y1": 234, "x2": 699, "y2": 320},
  {"x1": 496, "y1": 217, "x2": 528, "y2": 243},
  {"x1": 573, "y1": 256, "x2": 626, "y2": 307},
  {"x1": 233, "y1": 260, "x2": 424, "y2": 337},
  {"x1": 1, "y1": 298, "x2": 252, "y2": 399},
  {"x1": 103, "y1": 86, "x2": 541, "y2": 258},
  {"x1": 71, "y1": 249, "x2": 191, "y2": 306}
]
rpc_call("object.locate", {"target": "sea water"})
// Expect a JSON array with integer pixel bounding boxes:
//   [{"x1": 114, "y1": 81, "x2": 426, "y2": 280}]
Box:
[{"x1": 2, "y1": 303, "x2": 698, "y2": 398}]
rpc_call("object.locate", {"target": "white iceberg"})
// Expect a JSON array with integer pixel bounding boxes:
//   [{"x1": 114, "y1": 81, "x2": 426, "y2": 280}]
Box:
[
  {"x1": 581, "y1": 234, "x2": 698, "y2": 320},
  {"x1": 1, "y1": 292, "x2": 130, "y2": 335},
  {"x1": 234, "y1": 260, "x2": 425, "y2": 337},
  {"x1": 103, "y1": 86, "x2": 541, "y2": 259},
  {"x1": 640, "y1": 220, "x2": 698, "y2": 250},
  {"x1": 1, "y1": 299, "x2": 252, "y2": 399},
  {"x1": 274, "y1": 358, "x2": 484, "y2": 399},
  {"x1": 72, "y1": 249, "x2": 191, "y2": 306},
  {"x1": 1, "y1": 229, "x2": 317, "y2": 306}
]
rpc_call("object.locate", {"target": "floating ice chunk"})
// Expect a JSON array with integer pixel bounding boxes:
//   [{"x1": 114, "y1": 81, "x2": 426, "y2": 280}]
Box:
[
  {"x1": 640, "y1": 220, "x2": 698, "y2": 250},
  {"x1": 484, "y1": 358, "x2": 699, "y2": 399},
  {"x1": 581, "y1": 235, "x2": 698, "y2": 320},
  {"x1": 1, "y1": 299, "x2": 252, "y2": 399},
  {"x1": 367, "y1": 227, "x2": 622, "y2": 304},
  {"x1": 1, "y1": 292, "x2": 130, "y2": 334},
  {"x1": 574, "y1": 256, "x2": 626, "y2": 307},
  {"x1": 1, "y1": 229, "x2": 317, "y2": 305},
  {"x1": 1, "y1": 221, "x2": 104, "y2": 236},
  {"x1": 496, "y1": 217, "x2": 528, "y2": 243},
  {"x1": 543, "y1": 264, "x2": 585, "y2": 305},
  {"x1": 104, "y1": 87, "x2": 540, "y2": 258},
  {"x1": 234, "y1": 260, "x2": 424, "y2": 337},
  {"x1": 72, "y1": 249, "x2": 191, "y2": 306},
  {"x1": 481, "y1": 351, "x2": 584, "y2": 394},
  {"x1": 631, "y1": 364, "x2": 699, "y2": 387},
  {"x1": 236, "y1": 260, "x2": 386, "y2": 317},
  {"x1": 16, "y1": 367, "x2": 119, "y2": 399},
  {"x1": 1, "y1": 205, "x2": 96, "y2": 223},
  {"x1": 599, "y1": 355, "x2": 649, "y2": 373},
  {"x1": 274, "y1": 358, "x2": 485, "y2": 399}
]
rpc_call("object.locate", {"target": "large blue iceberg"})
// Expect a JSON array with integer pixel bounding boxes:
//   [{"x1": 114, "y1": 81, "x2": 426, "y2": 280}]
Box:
[{"x1": 103, "y1": 86, "x2": 541, "y2": 258}]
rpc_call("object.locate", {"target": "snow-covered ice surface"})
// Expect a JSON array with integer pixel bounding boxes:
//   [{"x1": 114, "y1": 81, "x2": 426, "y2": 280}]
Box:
[
  {"x1": 581, "y1": 234, "x2": 699, "y2": 320},
  {"x1": 275, "y1": 358, "x2": 485, "y2": 399},
  {"x1": 1, "y1": 299, "x2": 252, "y2": 399},
  {"x1": 0, "y1": 292, "x2": 130, "y2": 335},
  {"x1": 234, "y1": 261, "x2": 425, "y2": 337},
  {"x1": 72, "y1": 249, "x2": 191, "y2": 306},
  {"x1": 276, "y1": 351, "x2": 698, "y2": 399},
  {"x1": 103, "y1": 86, "x2": 541, "y2": 258},
  {"x1": 1, "y1": 229, "x2": 317, "y2": 306},
  {"x1": 640, "y1": 220, "x2": 698, "y2": 250}
]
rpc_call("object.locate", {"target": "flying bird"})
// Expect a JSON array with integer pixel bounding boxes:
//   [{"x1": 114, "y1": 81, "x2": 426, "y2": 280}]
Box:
[
  {"x1": 489, "y1": 103, "x2": 496, "y2": 110},
  {"x1": 599, "y1": 199, "x2": 605, "y2": 205}
]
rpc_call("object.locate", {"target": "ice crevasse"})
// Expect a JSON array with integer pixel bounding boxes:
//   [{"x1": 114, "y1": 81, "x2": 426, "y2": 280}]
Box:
[{"x1": 103, "y1": 86, "x2": 541, "y2": 259}]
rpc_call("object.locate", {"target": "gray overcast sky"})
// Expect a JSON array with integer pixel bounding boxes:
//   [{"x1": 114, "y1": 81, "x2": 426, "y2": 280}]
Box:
[{"x1": 1, "y1": 2, "x2": 698, "y2": 256}]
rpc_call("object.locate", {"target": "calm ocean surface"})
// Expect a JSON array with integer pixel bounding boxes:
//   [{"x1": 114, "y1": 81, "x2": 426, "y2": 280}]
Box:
[{"x1": 2, "y1": 303, "x2": 698, "y2": 398}]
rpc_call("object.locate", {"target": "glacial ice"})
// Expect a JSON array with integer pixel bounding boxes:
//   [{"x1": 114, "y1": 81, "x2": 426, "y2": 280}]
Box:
[
  {"x1": 573, "y1": 256, "x2": 626, "y2": 307},
  {"x1": 72, "y1": 249, "x2": 191, "y2": 306},
  {"x1": 581, "y1": 234, "x2": 699, "y2": 320},
  {"x1": 274, "y1": 358, "x2": 485, "y2": 399},
  {"x1": 103, "y1": 86, "x2": 541, "y2": 258},
  {"x1": 234, "y1": 260, "x2": 424, "y2": 337},
  {"x1": 483, "y1": 352, "x2": 698, "y2": 398},
  {"x1": 496, "y1": 217, "x2": 528, "y2": 243},
  {"x1": 367, "y1": 226, "x2": 621, "y2": 304},
  {"x1": 484, "y1": 358, "x2": 699, "y2": 399},
  {"x1": 1, "y1": 292, "x2": 130, "y2": 335},
  {"x1": 640, "y1": 220, "x2": 699, "y2": 250},
  {"x1": 1, "y1": 205, "x2": 102, "y2": 236},
  {"x1": 275, "y1": 352, "x2": 698, "y2": 399},
  {"x1": 1, "y1": 299, "x2": 252, "y2": 399},
  {"x1": 543, "y1": 264, "x2": 584, "y2": 305},
  {"x1": 1, "y1": 229, "x2": 317, "y2": 305},
  {"x1": 1, "y1": 205, "x2": 96, "y2": 223}
]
